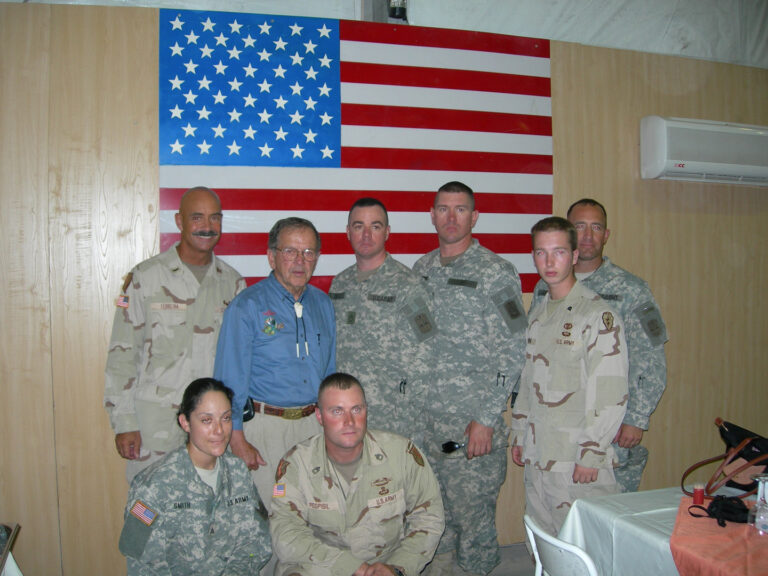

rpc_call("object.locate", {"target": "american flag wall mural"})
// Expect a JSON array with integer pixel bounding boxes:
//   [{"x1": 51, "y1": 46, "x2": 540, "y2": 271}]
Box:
[{"x1": 159, "y1": 9, "x2": 552, "y2": 292}]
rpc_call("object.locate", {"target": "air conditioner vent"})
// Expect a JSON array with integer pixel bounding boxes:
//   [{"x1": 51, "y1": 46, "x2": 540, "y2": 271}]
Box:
[{"x1": 640, "y1": 116, "x2": 768, "y2": 187}]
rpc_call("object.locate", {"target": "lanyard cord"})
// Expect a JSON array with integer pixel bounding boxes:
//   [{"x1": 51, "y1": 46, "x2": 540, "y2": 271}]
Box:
[{"x1": 292, "y1": 299, "x2": 309, "y2": 358}]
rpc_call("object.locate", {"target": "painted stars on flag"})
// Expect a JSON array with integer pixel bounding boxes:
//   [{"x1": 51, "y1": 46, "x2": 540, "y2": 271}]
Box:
[{"x1": 159, "y1": 11, "x2": 341, "y2": 167}]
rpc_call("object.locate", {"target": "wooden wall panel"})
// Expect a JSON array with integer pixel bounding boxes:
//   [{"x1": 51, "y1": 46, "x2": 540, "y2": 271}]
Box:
[
  {"x1": 547, "y1": 42, "x2": 768, "y2": 492},
  {"x1": 0, "y1": 5, "x2": 62, "y2": 575},
  {"x1": 47, "y1": 6, "x2": 158, "y2": 575}
]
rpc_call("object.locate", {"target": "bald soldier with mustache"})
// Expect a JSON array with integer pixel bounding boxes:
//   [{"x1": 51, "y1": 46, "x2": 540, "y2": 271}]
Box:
[{"x1": 105, "y1": 186, "x2": 246, "y2": 482}]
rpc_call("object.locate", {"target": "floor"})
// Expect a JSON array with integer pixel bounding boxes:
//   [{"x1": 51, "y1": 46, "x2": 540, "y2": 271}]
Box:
[{"x1": 490, "y1": 543, "x2": 536, "y2": 576}]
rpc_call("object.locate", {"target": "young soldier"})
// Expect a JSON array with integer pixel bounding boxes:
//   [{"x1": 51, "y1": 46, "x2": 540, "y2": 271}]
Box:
[{"x1": 512, "y1": 217, "x2": 628, "y2": 535}]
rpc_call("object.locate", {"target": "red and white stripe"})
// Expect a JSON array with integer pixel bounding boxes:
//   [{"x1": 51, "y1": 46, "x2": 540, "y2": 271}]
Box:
[{"x1": 160, "y1": 19, "x2": 552, "y2": 292}]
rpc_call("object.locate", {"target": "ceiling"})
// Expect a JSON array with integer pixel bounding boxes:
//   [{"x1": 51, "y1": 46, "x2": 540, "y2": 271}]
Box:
[{"x1": 21, "y1": 0, "x2": 768, "y2": 69}]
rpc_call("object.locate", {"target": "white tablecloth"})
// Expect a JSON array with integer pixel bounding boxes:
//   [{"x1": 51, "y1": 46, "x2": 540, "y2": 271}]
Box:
[
  {"x1": 558, "y1": 487, "x2": 682, "y2": 576},
  {"x1": 1, "y1": 552, "x2": 23, "y2": 576}
]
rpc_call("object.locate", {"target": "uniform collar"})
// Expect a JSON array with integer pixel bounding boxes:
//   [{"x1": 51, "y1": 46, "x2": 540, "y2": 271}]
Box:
[
  {"x1": 165, "y1": 241, "x2": 222, "y2": 278},
  {"x1": 178, "y1": 445, "x2": 232, "y2": 497},
  {"x1": 309, "y1": 430, "x2": 388, "y2": 479},
  {"x1": 438, "y1": 237, "x2": 479, "y2": 266},
  {"x1": 265, "y1": 271, "x2": 309, "y2": 303},
  {"x1": 353, "y1": 253, "x2": 392, "y2": 277}
]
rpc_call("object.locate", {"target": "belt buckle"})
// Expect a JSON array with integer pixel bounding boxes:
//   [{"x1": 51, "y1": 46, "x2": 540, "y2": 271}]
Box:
[{"x1": 282, "y1": 407, "x2": 304, "y2": 420}]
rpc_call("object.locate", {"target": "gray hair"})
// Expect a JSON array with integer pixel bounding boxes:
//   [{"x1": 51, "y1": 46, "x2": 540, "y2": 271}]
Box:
[{"x1": 267, "y1": 217, "x2": 321, "y2": 251}]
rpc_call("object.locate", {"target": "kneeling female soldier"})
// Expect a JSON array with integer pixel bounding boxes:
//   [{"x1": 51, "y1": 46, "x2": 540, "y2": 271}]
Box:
[{"x1": 120, "y1": 378, "x2": 271, "y2": 575}]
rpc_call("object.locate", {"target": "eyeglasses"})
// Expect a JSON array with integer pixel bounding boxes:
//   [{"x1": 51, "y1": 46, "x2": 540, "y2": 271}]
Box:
[{"x1": 276, "y1": 247, "x2": 318, "y2": 261}]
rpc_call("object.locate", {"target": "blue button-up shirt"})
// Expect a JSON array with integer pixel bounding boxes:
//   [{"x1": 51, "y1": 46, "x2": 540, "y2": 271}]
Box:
[{"x1": 214, "y1": 273, "x2": 336, "y2": 429}]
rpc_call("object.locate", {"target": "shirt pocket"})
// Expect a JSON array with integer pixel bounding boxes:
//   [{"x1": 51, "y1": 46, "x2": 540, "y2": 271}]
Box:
[
  {"x1": 305, "y1": 499, "x2": 343, "y2": 540},
  {"x1": 149, "y1": 303, "x2": 189, "y2": 357},
  {"x1": 537, "y1": 337, "x2": 585, "y2": 402},
  {"x1": 222, "y1": 518, "x2": 270, "y2": 570},
  {"x1": 164, "y1": 512, "x2": 208, "y2": 572},
  {"x1": 358, "y1": 488, "x2": 407, "y2": 549}
]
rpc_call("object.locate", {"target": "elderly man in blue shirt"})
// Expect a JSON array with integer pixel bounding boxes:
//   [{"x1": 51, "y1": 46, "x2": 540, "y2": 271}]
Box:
[{"x1": 214, "y1": 217, "x2": 336, "y2": 510}]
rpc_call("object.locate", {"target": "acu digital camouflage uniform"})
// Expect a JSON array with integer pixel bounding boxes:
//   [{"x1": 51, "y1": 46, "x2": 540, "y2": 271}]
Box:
[
  {"x1": 105, "y1": 243, "x2": 245, "y2": 476},
  {"x1": 412, "y1": 239, "x2": 526, "y2": 575},
  {"x1": 120, "y1": 446, "x2": 271, "y2": 575},
  {"x1": 330, "y1": 255, "x2": 436, "y2": 446},
  {"x1": 531, "y1": 256, "x2": 667, "y2": 492},
  {"x1": 512, "y1": 281, "x2": 628, "y2": 534},
  {"x1": 270, "y1": 429, "x2": 444, "y2": 576}
]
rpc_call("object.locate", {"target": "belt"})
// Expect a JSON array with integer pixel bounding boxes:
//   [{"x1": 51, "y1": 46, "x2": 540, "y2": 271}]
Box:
[{"x1": 251, "y1": 399, "x2": 316, "y2": 420}]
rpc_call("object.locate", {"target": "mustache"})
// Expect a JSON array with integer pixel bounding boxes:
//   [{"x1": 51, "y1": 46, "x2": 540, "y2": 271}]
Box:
[{"x1": 192, "y1": 230, "x2": 219, "y2": 238}]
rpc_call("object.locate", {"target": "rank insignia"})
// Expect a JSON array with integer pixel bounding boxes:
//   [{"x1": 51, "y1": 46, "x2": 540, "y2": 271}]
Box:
[{"x1": 602, "y1": 311, "x2": 614, "y2": 330}]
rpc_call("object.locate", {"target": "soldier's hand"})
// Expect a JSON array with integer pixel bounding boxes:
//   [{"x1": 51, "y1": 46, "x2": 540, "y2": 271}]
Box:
[
  {"x1": 464, "y1": 420, "x2": 493, "y2": 459},
  {"x1": 115, "y1": 431, "x2": 142, "y2": 460},
  {"x1": 614, "y1": 424, "x2": 644, "y2": 448},
  {"x1": 230, "y1": 429, "x2": 267, "y2": 470},
  {"x1": 572, "y1": 464, "x2": 598, "y2": 484},
  {"x1": 511, "y1": 445, "x2": 524, "y2": 467}
]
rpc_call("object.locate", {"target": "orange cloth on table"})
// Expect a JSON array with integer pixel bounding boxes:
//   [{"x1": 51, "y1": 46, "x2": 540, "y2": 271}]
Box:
[{"x1": 670, "y1": 496, "x2": 768, "y2": 576}]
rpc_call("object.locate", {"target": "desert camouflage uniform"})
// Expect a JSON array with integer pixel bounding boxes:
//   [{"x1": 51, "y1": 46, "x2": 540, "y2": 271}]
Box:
[
  {"x1": 330, "y1": 255, "x2": 436, "y2": 446},
  {"x1": 105, "y1": 243, "x2": 245, "y2": 479},
  {"x1": 512, "y1": 281, "x2": 628, "y2": 534},
  {"x1": 531, "y1": 257, "x2": 667, "y2": 492},
  {"x1": 270, "y1": 429, "x2": 445, "y2": 576},
  {"x1": 120, "y1": 446, "x2": 271, "y2": 575},
  {"x1": 413, "y1": 240, "x2": 526, "y2": 575}
]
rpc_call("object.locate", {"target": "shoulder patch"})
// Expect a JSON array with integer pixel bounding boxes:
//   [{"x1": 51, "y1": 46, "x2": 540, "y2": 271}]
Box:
[
  {"x1": 399, "y1": 296, "x2": 437, "y2": 343},
  {"x1": 272, "y1": 483, "x2": 286, "y2": 498},
  {"x1": 130, "y1": 500, "x2": 157, "y2": 526},
  {"x1": 121, "y1": 272, "x2": 134, "y2": 294},
  {"x1": 634, "y1": 301, "x2": 667, "y2": 346},
  {"x1": 491, "y1": 286, "x2": 527, "y2": 335},
  {"x1": 275, "y1": 458, "x2": 289, "y2": 481},
  {"x1": 601, "y1": 311, "x2": 614, "y2": 331},
  {"x1": 119, "y1": 500, "x2": 158, "y2": 559},
  {"x1": 407, "y1": 442, "x2": 425, "y2": 467}
]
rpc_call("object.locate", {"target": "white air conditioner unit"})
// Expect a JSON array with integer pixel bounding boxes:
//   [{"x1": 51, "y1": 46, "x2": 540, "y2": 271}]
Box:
[{"x1": 640, "y1": 116, "x2": 768, "y2": 186}]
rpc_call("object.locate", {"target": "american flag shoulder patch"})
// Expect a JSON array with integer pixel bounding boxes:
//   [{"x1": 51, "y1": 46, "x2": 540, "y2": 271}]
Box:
[
  {"x1": 130, "y1": 500, "x2": 158, "y2": 526},
  {"x1": 273, "y1": 483, "x2": 286, "y2": 498},
  {"x1": 116, "y1": 294, "x2": 129, "y2": 308}
]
